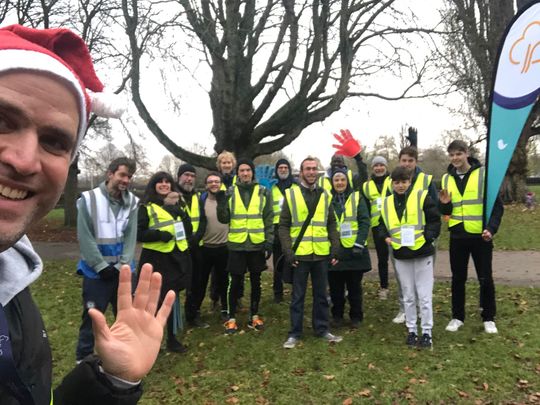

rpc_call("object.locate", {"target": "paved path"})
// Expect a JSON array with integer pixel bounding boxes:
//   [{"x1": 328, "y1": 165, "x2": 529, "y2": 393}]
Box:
[{"x1": 32, "y1": 242, "x2": 540, "y2": 287}]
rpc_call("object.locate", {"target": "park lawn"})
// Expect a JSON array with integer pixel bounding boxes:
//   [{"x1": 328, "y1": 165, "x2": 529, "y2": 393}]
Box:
[{"x1": 35, "y1": 261, "x2": 540, "y2": 404}]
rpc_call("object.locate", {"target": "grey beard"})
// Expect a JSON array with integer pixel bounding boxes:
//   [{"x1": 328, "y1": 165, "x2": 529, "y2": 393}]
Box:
[{"x1": 278, "y1": 173, "x2": 289, "y2": 180}]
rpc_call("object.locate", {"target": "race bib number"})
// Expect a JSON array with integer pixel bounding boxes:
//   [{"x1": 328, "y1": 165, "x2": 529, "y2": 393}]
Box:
[
  {"x1": 340, "y1": 222, "x2": 353, "y2": 238},
  {"x1": 400, "y1": 225, "x2": 415, "y2": 247},
  {"x1": 174, "y1": 222, "x2": 186, "y2": 241},
  {"x1": 278, "y1": 197, "x2": 284, "y2": 210},
  {"x1": 375, "y1": 197, "x2": 382, "y2": 211}
]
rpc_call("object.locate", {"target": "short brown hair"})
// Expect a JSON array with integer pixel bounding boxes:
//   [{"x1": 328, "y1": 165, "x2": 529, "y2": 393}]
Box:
[
  {"x1": 107, "y1": 157, "x2": 136, "y2": 175},
  {"x1": 390, "y1": 166, "x2": 412, "y2": 182},
  {"x1": 399, "y1": 146, "x2": 418, "y2": 161},
  {"x1": 300, "y1": 156, "x2": 318, "y2": 171},
  {"x1": 447, "y1": 140, "x2": 468, "y2": 153}
]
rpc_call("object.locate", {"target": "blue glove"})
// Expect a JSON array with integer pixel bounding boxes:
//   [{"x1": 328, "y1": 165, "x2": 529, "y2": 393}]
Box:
[{"x1": 255, "y1": 164, "x2": 277, "y2": 189}]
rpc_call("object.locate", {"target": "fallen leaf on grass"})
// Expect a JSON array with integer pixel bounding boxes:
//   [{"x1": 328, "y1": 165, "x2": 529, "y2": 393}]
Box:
[
  {"x1": 458, "y1": 391, "x2": 469, "y2": 398},
  {"x1": 342, "y1": 398, "x2": 353, "y2": 405},
  {"x1": 230, "y1": 385, "x2": 240, "y2": 392},
  {"x1": 226, "y1": 397, "x2": 239, "y2": 404},
  {"x1": 368, "y1": 363, "x2": 376, "y2": 370},
  {"x1": 403, "y1": 366, "x2": 414, "y2": 374},
  {"x1": 323, "y1": 374, "x2": 335, "y2": 381},
  {"x1": 516, "y1": 379, "x2": 529, "y2": 389},
  {"x1": 357, "y1": 389, "x2": 371, "y2": 397},
  {"x1": 292, "y1": 368, "x2": 306, "y2": 376}
]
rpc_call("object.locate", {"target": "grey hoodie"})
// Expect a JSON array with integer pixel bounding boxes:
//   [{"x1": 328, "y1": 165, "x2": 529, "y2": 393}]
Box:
[{"x1": 0, "y1": 235, "x2": 42, "y2": 306}]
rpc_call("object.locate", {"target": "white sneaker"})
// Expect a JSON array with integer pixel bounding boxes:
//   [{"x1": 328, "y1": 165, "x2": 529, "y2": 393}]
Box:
[
  {"x1": 283, "y1": 337, "x2": 299, "y2": 349},
  {"x1": 392, "y1": 311, "x2": 406, "y2": 324},
  {"x1": 484, "y1": 321, "x2": 498, "y2": 334},
  {"x1": 445, "y1": 319, "x2": 464, "y2": 332},
  {"x1": 378, "y1": 288, "x2": 389, "y2": 300},
  {"x1": 322, "y1": 332, "x2": 343, "y2": 343}
]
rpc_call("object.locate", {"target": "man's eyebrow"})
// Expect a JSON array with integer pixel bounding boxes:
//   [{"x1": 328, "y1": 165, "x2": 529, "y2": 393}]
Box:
[{"x1": 0, "y1": 99, "x2": 29, "y2": 122}]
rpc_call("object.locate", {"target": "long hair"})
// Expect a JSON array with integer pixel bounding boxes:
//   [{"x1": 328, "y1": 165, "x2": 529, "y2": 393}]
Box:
[{"x1": 141, "y1": 171, "x2": 177, "y2": 205}]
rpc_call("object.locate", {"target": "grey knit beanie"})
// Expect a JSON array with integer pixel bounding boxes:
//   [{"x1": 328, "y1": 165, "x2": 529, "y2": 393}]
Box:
[{"x1": 371, "y1": 156, "x2": 388, "y2": 168}]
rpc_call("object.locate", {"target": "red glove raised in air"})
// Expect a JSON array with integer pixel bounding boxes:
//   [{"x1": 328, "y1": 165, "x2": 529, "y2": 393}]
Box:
[{"x1": 332, "y1": 129, "x2": 362, "y2": 157}]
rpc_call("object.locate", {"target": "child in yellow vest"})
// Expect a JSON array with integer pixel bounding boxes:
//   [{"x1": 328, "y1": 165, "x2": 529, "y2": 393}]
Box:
[{"x1": 378, "y1": 167, "x2": 441, "y2": 349}]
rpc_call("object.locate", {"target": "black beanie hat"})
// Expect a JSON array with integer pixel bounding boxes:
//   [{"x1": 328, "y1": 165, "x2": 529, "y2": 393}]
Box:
[
  {"x1": 331, "y1": 166, "x2": 349, "y2": 180},
  {"x1": 236, "y1": 158, "x2": 255, "y2": 175},
  {"x1": 274, "y1": 158, "x2": 291, "y2": 173},
  {"x1": 177, "y1": 163, "x2": 196, "y2": 178}
]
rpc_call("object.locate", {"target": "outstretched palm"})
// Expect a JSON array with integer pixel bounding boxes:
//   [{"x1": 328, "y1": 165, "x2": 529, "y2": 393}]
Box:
[{"x1": 89, "y1": 264, "x2": 175, "y2": 382}]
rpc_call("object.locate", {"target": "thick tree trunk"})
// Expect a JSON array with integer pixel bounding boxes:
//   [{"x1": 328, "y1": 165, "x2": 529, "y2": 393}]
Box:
[{"x1": 63, "y1": 157, "x2": 80, "y2": 227}]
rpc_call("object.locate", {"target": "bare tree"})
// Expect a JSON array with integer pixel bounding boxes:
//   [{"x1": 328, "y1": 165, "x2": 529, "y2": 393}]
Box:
[
  {"x1": 440, "y1": 0, "x2": 536, "y2": 201},
  {"x1": 122, "y1": 0, "x2": 440, "y2": 169}
]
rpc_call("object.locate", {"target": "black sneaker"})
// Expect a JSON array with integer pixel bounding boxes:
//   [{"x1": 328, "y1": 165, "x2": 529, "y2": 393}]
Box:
[
  {"x1": 350, "y1": 319, "x2": 361, "y2": 329},
  {"x1": 406, "y1": 332, "x2": 418, "y2": 348},
  {"x1": 188, "y1": 317, "x2": 210, "y2": 329},
  {"x1": 418, "y1": 333, "x2": 432, "y2": 350},
  {"x1": 167, "y1": 338, "x2": 188, "y2": 353}
]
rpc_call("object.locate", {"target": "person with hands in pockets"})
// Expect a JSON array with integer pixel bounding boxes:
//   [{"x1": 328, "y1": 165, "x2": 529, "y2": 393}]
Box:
[
  {"x1": 378, "y1": 167, "x2": 441, "y2": 350},
  {"x1": 328, "y1": 167, "x2": 372, "y2": 329},
  {"x1": 216, "y1": 158, "x2": 274, "y2": 334}
]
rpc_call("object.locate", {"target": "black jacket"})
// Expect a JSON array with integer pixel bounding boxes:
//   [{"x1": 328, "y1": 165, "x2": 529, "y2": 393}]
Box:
[
  {"x1": 439, "y1": 158, "x2": 504, "y2": 238},
  {"x1": 1, "y1": 288, "x2": 142, "y2": 405}
]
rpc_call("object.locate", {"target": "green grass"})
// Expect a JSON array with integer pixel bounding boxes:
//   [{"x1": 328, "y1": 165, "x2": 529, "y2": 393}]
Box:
[
  {"x1": 44, "y1": 208, "x2": 65, "y2": 222},
  {"x1": 34, "y1": 261, "x2": 540, "y2": 404}
]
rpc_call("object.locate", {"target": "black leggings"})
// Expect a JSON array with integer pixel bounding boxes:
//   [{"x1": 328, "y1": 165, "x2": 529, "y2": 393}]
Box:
[{"x1": 227, "y1": 272, "x2": 261, "y2": 319}]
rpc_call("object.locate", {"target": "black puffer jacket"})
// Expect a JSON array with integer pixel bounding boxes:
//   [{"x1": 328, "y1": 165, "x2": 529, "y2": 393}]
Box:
[{"x1": 1, "y1": 288, "x2": 142, "y2": 405}]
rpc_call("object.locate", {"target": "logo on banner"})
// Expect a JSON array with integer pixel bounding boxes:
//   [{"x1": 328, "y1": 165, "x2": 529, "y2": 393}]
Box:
[{"x1": 509, "y1": 21, "x2": 540, "y2": 73}]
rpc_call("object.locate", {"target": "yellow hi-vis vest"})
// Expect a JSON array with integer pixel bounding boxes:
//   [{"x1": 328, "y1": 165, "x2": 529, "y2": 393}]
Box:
[
  {"x1": 272, "y1": 184, "x2": 299, "y2": 225},
  {"x1": 318, "y1": 170, "x2": 354, "y2": 192},
  {"x1": 285, "y1": 187, "x2": 331, "y2": 256},
  {"x1": 363, "y1": 176, "x2": 392, "y2": 228},
  {"x1": 142, "y1": 203, "x2": 189, "y2": 252},
  {"x1": 381, "y1": 190, "x2": 428, "y2": 251},
  {"x1": 184, "y1": 193, "x2": 203, "y2": 246},
  {"x1": 441, "y1": 167, "x2": 484, "y2": 234},
  {"x1": 335, "y1": 191, "x2": 363, "y2": 248},
  {"x1": 220, "y1": 175, "x2": 237, "y2": 191},
  {"x1": 228, "y1": 184, "x2": 266, "y2": 244},
  {"x1": 411, "y1": 172, "x2": 433, "y2": 193}
]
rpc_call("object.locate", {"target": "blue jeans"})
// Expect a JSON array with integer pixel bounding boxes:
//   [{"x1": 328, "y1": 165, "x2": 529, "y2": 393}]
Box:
[
  {"x1": 75, "y1": 274, "x2": 134, "y2": 360},
  {"x1": 288, "y1": 260, "x2": 329, "y2": 338}
]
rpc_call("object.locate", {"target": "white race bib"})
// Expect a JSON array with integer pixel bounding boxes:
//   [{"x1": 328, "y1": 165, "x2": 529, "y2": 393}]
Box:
[
  {"x1": 278, "y1": 197, "x2": 284, "y2": 210},
  {"x1": 340, "y1": 222, "x2": 353, "y2": 238},
  {"x1": 375, "y1": 197, "x2": 382, "y2": 211},
  {"x1": 400, "y1": 225, "x2": 415, "y2": 247},
  {"x1": 173, "y1": 222, "x2": 186, "y2": 241}
]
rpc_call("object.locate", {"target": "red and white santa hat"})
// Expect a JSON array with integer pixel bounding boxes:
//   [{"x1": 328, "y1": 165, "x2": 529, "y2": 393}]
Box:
[{"x1": 0, "y1": 24, "x2": 124, "y2": 155}]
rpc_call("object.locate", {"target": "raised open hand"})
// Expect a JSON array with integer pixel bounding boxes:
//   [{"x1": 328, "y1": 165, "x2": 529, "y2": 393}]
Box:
[
  {"x1": 331, "y1": 129, "x2": 362, "y2": 157},
  {"x1": 89, "y1": 264, "x2": 175, "y2": 382},
  {"x1": 255, "y1": 164, "x2": 277, "y2": 189}
]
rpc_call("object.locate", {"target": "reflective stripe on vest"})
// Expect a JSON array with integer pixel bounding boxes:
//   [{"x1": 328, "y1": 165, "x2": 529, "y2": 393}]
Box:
[
  {"x1": 363, "y1": 177, "x2": 392, "y2": 228},
  {"x1": 184, "y1": 193, "x2": 203, "y2": 246},
  {"x1": 142, "y1": 203, "x2": 189, "y2": 252},
  {"x1": 228, "y1": 185, "x2": 266, "y2": 244},
  {"x1": 441, "y1": 167, "x2": 484, "y2": 234},
  {"x1": 336, "y1": 191, "x2": 361, "y2": 248},
  {"x1": 78, "y1": 188, "x2": 139, "y2": 278},
  {"x1": 381, "y1": 190, "x2": 427, "y2": 250},
  {"x1": 286, "y1": 187, "x2": 331, "y2": 256},
  {"x1": 411, "y1": 172, "x2": 433, "y2": 193},
  {"x1": 272, "y1": 185, "x2": 285, "y2": 225},
  {"x1": 318, "y1": 170, "x2": 354, "y2": 192}
]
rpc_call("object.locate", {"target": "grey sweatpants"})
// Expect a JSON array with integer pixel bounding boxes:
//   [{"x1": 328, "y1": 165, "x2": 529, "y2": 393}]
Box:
[{"x1": 394, "y1": 255, "x2": 434, "y2": 335}]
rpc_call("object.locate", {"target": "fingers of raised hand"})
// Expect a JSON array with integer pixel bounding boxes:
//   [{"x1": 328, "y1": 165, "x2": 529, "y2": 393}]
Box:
[
  {"x1": 333, "y1": 132, "x2": 345, "y2": 144},
  {"x1": 144, "y1": 272, "x2": 163, "y2": 316},
  {"x1": 89, "y1": 308, "x2": 111, "y2": 343},
  {"x1": 340, "y1": 129, "x2": 353, "y2": 140},
  {"x1": 117, "y1": 265, "x2": 136, "y2": 311},
  {"x1": 155, "y1": 290, "x2": 175, "y2": 328},
  {"x1": 132, "y1": 263, "x2": 154, "y2": 310}
]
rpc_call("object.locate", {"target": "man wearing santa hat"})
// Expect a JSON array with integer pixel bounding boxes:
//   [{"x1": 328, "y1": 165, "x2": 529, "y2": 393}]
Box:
[{"x1": 0, "y1": 25, "x2": 173, "y2": 404}]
